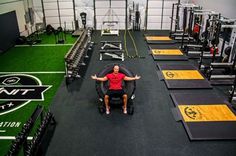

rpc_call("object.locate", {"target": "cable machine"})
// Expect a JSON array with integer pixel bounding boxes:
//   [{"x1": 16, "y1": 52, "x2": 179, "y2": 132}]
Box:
[{"x1": 101, "y1": 0, "x2": 120, "y2": 36}]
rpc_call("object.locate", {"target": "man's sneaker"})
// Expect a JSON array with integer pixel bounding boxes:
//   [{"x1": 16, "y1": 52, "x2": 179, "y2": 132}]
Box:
[
  {"x1": 123, "y1": 107, "x2": 127, "y2": 114},
  {"x1": 106, "y1": 109, "x2": 110, "y2": 115}
]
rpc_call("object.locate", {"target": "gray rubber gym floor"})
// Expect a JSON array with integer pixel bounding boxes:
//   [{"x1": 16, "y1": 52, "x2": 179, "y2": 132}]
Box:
[{"x1": 45, "y1": 30, "x2": 236, "y2": 156}]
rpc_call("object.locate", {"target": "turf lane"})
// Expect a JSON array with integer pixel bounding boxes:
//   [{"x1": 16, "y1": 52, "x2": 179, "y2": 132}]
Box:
[
  {"x1": 0, "y1": 40, "x2": 75, "y2": 155},
  {"x1": 0, "y1": 46, "x2": 71, "y2": 72}
]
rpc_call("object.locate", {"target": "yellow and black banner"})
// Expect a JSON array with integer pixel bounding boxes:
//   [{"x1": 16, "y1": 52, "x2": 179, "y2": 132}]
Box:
[
  {"x1": 178, "y1": 105, "x2": 236, "y2": 122},
  {"x1": 162, "y1": 70, "x2": 204, "y2": 80},
  {"x1": 146, "y1": 36, "x2": 172, "y2": 41},
  {"x1": 152, "y1": 49, "x2": 183, "y2": 55}
]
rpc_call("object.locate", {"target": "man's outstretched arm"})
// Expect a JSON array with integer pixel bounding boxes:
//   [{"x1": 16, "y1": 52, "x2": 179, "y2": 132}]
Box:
[
  {"x1": 124, "y1": 75, "x2": 141, "y2": 81},
  {"x1": 91, "y1": 75, "x2": 108, "y2": 81}
]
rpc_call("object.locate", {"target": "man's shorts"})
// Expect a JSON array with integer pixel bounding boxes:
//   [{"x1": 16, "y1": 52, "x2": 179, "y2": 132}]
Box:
[{"x1": 106, "y1": 89, "x2": 126, "y2": 98}]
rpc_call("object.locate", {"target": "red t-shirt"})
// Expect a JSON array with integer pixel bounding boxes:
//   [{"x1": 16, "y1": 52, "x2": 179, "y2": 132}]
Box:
[{"x1": 106, "y1": 73, "x2": 125, "y2": 90}]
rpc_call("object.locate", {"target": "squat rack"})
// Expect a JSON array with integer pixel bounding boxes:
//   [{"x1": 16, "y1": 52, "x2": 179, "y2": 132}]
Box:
[{"x1": 170, "y1": 2, "x2": 200, "y2": 36}]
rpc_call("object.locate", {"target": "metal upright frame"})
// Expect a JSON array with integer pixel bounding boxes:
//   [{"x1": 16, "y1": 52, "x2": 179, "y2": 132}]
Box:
[
  {"x1": 144, "y1": 0, "x2": 149, "y2": 30},
  {"x1": 72, "y1": 0, "x2": 78, "y2": 30},
  {"x1": 170, "y1": 0, "x2": 180, "y2": 35},
  {"x1": 93, "y1": 0, "x2": 96, "y2": 30},
  {"x1": 56, "y1": 0, "x2": 61, "y2": 27},
  {"x1": 160, "y1": 0, "x2": 164, "y2": 30},
  {"x1": 125, "y1": 0, "x2": 128, "y2": 30},
  {"x1": 40, "y1": 0, "x2": 46, "y2": 28}
]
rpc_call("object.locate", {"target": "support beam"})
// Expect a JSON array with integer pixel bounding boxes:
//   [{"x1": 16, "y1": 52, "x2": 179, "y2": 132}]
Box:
[
  {"x1": 125, "y1": 0, "x2": 127, "y2": 30},
  {"x1": 144, "y1": 0, "x2": 148, "y2": 30},
  {"x1": 161, "y1": 0, "x2": 164, "y2": 30},
  {"x1": 93, "y1": 0, "x2": 96, "y2": 30},
  {"x1": 41, "y1": 0, "x2": 46, "y2": 28},
  {"x1": 72, "y1": 0, "x2": 78, "y2": 30},
  {"x1": 175, "y1": 0, "x2": 181, "y2": 32},
  {"x1": 56, "y1": 0, "x2": 61, "y2": 27}
]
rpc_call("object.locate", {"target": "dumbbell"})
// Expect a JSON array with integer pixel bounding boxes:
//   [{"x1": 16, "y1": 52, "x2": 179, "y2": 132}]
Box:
[
  {"x1": 16, "y1": 132, "x2": 26, "y2": 140},
  {"x1": 41, "y1": 120, "x2": 47, "y2": 126},
  {"x1": 7, "y1": 150, "x2": 15, "y2": 156},
  {"x1": 37, "y1": 127, "x2": 44, "y2": 134},
  {"x1": 31, "y1": 138, "x2": 38, "y2": 146}
]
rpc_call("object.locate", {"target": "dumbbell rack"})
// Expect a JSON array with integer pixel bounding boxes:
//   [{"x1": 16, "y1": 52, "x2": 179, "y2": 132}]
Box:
[
  {"x1": 64, "y1": 29, "x2": 93, "y2": 84},
  {"x1": 6, "y1": 105, "x2": 56, "y2": 156}
]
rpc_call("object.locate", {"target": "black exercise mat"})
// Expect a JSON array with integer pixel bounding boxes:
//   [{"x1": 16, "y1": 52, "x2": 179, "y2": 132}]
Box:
[
  {"x1": 149, "y1": 44, "x2": 179, "y2": 49},
  {"x1": 170, "y1": 93, "x2": 236, "y2": 140},
  {"x1": 157, "y1": 64, "x2": 212, "y2": 89}
]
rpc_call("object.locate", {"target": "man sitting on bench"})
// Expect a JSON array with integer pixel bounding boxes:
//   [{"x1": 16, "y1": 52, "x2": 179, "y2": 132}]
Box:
[{"x1": 91, "y1": 65, "x2": 141, "y2": 114}]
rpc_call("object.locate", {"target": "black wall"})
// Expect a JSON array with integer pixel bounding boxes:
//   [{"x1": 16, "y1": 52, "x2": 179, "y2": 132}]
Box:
[{"x1": 0, "y1": 11, "x2": 20, "y2": 53}]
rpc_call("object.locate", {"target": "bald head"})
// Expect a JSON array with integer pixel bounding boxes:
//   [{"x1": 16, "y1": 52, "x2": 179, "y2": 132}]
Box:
[{"x1": 113, "y1": 65, "x2": 119, "y2": 74}]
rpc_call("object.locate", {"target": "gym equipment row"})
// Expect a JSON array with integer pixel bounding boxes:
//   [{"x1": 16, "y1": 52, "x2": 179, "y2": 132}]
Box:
[
  {"x1": 144, "y1": 34, "x2": 176, "y2": 44},
  {"x1": 148, "y1": 5, "x2": 236, "y2": 140},
  {"x1": 99, "y1": 41, "x2": 124, "y2": 61},
  {"x1": 184, "y1": 11, "x2": 222, "y2": 59},
  {"x1": 155, "y1": 61, "x2": 236, "y2": 140},
  {"x1": 6, "y1": 105, "x2": 56, "y2": 156},
  {"x1": 25, "y1": 111, "x2": 55, "y2": 156},
  {"x1": 170, "y1": 93, "x2": 236, "y2": 140},
  {"x1": 170, "y1": 3, "x2": 201, "y2": 44},
  {"x1": 205, "y1": 30, "x2": 236, "y2": 85},
  {"x1": 144, "y1": 29, "x2": 185, "y2": 61},
  {"x1": 151, "y1": 29, "x2": 236, "y2": 140},
  {"x1": 176, "y1": 16, "x2": 236, "y2": 86},
  {"x1": 154, "y1": 58, "x2": 236, "y2": 140},
  {"x1": 64, "y1": 28, "x2": 94, "y2": 84},
  {"x1": 16, "y1": 24, "x2": 44, "y2": 45},
  {"x1": 157, "y1": 64, "x2": 212, "y2": 89},
  {"x1": 149, "y1": 44, "x2": 188, "y2": 61},
  {"x1": 46, "y1": 25, "x2": 67, "y2": 44}
]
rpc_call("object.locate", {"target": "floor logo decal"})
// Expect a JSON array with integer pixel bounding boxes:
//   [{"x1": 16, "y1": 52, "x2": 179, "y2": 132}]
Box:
[{"x1": 0, "y1": 74, "x2": 51, "y2": 115}]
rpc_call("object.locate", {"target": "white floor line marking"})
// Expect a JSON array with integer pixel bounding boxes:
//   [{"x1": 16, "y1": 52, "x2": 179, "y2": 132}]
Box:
[
  {"x1": 0, "y1": 136, "x2": 33, "y2": 140},
  {"x1": 0, "y1": 130, "x2": 6, "y2": 133},
  {"x1": 15, "y1": 44, "x2": 73, "y2": 47}
]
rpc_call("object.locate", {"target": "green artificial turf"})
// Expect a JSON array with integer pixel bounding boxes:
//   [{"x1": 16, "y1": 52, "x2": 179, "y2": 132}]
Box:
[
  {"x1": 0, "y1": 73, "x2": 65, "y2": 155},
  {"x1": 0, "y1": 46, "x2": 71, "y2": 72},
  {"x1": 0, "y1": 36, "x2": 76, "y2": 155}
]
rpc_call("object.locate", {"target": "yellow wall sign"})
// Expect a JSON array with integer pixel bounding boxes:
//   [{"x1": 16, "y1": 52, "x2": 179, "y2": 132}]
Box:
[
  {"x1": 146, "y1": 36, "x2": 172, "y2": 41},
  {"x1": 162, "y1": 70, "x2": 204, "y2": 80},
  {"x1": 152, "y1": 49, "x2": 183, "y2": 55},
  {"x1": 178, "y1": 105, "x2": 236, "y2": 122}
]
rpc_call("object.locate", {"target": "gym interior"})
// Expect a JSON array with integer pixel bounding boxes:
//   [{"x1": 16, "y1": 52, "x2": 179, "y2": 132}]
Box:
[{"x1": 1, "y1": 0, "x2": 236, "y2": 155}]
